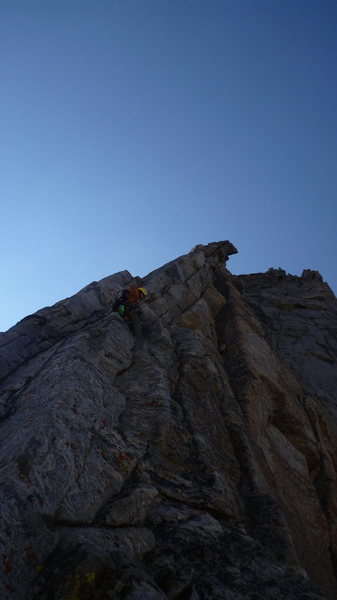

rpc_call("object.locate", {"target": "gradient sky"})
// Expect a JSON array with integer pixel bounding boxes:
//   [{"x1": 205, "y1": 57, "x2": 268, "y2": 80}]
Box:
[{"x1": 1, "y1": 0, "x2": 336, "y2": 332}]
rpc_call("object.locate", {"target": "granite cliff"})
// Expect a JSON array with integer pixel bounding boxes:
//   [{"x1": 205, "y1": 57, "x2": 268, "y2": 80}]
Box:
[{"x1": 1, "y1": 241, "x2": 337, "y2": 600}]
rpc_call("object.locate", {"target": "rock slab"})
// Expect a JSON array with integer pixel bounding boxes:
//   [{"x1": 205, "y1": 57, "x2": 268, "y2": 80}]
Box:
[{"x1": 0, "y1": 241, "x2": 336, "y2": 600}]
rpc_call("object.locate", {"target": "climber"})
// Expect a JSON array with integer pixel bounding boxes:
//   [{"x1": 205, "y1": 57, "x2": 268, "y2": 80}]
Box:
[
  {"x1": 124, "y1": 285, "x2": 148, "y2": 337},
  {"x1": 114, "y1": 285, "x2": 148, "y2": 337}
]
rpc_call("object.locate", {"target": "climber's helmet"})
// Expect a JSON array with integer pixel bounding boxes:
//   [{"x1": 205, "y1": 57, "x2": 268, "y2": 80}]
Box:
[{"x1": 138, "y1": 287, "x2": 148, "y2": 298}]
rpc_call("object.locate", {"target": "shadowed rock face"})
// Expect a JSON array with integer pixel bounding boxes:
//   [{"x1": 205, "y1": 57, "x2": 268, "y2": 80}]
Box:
[{"x1": 0, "y1": 241, "x2": 337, "y2": 600}]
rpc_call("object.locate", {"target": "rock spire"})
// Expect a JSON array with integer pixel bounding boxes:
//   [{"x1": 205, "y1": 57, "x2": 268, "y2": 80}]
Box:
[{"x1": 0, "y1": 241, "x2": 337, "y2": 600}]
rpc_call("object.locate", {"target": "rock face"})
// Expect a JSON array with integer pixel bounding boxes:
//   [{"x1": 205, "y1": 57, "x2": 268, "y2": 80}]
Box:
[{"x1": 0, "y1": 241, "x2": 337, "y2": 600}]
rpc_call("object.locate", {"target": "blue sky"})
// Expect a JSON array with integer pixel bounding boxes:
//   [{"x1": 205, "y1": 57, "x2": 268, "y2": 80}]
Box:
[{"x1": 1, "y1": 0, "x2": 336, "y2": 332}]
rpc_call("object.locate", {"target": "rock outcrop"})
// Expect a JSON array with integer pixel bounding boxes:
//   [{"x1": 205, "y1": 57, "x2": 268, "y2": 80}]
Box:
[{"x1": 0, "y1": 241, "x2": 337, "y2": 600}]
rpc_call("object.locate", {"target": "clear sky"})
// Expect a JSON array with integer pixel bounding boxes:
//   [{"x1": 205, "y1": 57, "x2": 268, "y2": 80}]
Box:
[{"x1": 1, "y1": 0, "x2": 336, "y2": 332}]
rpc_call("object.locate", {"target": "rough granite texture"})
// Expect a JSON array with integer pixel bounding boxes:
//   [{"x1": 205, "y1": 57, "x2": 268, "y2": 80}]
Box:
[{"x1": 0, "y1": 241, "x2": 336, "y2": 600}]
